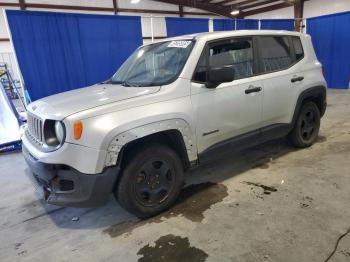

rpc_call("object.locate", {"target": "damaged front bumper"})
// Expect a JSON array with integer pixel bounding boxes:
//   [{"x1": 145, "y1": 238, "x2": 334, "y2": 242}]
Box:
[{"x1": 22, "y1": 144, "x2": 120, "y2": 207}]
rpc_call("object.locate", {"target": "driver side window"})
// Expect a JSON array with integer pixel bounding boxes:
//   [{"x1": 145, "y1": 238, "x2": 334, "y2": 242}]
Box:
[{"x1": 193, "y1": 38, "x2": 254, "y2": 83}]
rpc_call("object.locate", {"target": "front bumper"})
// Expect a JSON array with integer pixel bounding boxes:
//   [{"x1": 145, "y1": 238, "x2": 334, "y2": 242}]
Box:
[{"x1": 22, "y1": 144, "x2": 120, "y2": 207}]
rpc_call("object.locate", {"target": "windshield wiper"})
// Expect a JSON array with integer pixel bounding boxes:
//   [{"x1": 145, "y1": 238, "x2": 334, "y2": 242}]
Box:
[
  {"x1": 99, "y1": 79, "x2": 112, "y2": 84},
  {"x1": 121, "y1": 81, "x2": 140, "y2": 87},
  {"x1": 111, "y1": 79, "x2": 140, "y2": 87},
  {"x1": 121, "y1": 81, "x2": 132, "y2": 87}
]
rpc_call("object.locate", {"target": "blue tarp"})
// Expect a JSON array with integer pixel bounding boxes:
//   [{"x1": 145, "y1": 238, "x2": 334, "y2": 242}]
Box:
[
  {"x1": 307, "y1": 12, "x2": 350, "y2": 89},
  {"x1": 213, "y1": 19, "x2": 235, "y2": 31},
  {"x1": 236, "y1": 19, "x2": 259, "y2": 30},
  {"x1": 213, "y1": 19, "x2": 259, "y2": 31},
  {"x1": 166, "y1": 17, "x2": 209, "y2": 37},
  {"x1": 260, "y1": 19, "x2": 295, "y2": 31},
  {"x1": 6, "y1": 10, "x2": 143, "y2": 101}
]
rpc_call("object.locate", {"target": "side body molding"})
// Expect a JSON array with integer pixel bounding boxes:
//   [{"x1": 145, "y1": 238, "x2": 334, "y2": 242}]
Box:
[{"x1": 105, "y1": 119, "x2": 197, "y2": 167}]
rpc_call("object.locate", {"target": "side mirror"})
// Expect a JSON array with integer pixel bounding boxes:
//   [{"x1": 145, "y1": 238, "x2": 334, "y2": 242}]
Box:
[{"x1": 207, "y1": 66, "x2": 235, "y2": 88}]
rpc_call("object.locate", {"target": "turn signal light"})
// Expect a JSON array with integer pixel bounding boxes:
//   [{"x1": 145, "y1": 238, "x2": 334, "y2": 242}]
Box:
[{"x1": 74, "y1": 121, "x2": 83, "y2": 140}]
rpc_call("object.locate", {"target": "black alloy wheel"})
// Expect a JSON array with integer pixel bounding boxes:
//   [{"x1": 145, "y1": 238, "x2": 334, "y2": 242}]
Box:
[
  {"x1": 116, "y1": 144, "x2": 184, "y2": 218},
  {"x1": 134, "y1": 159, "x2": 175, "y2": 207},
  {"x1": 289, "y1": 101, "x2": 320, "y2": 148}
]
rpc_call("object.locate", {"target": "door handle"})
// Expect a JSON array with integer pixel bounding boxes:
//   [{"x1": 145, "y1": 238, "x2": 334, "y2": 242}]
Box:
[
  {"x1": 245, "y1": 86, "x2": 262, "y2": 94},
  {"x1": 291, "y1": 76, "x2": 304, "y2": 83}
]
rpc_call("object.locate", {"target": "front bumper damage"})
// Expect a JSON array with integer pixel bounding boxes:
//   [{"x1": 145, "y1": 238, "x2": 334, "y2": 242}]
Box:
[{"x1": 22, "y1": 144, "x2": 120, "y2": 207}]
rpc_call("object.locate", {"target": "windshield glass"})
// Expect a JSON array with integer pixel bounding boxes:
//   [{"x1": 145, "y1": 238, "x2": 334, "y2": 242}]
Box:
[{"x1": 111, "y1": 40, "x2": 194, "y2": 87}]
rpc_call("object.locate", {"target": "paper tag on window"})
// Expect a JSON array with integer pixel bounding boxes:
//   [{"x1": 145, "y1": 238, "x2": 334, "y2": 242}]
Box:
[{"x1": 168, "y1": 41, "x2": 191, "y2": 48}]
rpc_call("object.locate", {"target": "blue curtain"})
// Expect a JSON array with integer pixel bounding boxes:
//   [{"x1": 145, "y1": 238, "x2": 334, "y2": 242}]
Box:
[
  {"x1": 166, "y1": 17, "x2": 209, "y2": 37},
  {"x1": 213, "y1": 19, "x2": 235, "y2": 31},
  {"x1": 6, "y1": 10, "x2": 142, "y2": 101},
  {"x1": 236, "y1": 19, "x2": 259, "y2": 30},
  {"x1": 307, "y1": 12, "x2": 350, "y2": 89},
  {"x1": 213, "y1": 19, "x2": 259, "y2": 31},
  {"x1": 260, "y1": 19, "x2": 294, "y2": 31}
]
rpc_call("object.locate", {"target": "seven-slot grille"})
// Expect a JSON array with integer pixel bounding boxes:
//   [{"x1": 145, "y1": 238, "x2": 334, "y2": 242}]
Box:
[{"x1": 27, "y1": 113, "x2": 44, "y2": 143}]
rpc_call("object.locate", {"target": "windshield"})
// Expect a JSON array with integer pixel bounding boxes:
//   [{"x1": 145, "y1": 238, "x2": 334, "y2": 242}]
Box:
[{"x1": 111, "y1": 40, "x2": 194, "y2": 87}]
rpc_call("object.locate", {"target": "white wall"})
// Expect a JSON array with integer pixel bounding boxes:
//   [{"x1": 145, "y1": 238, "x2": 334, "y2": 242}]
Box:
[
  {"x1": 304, "y1": 0, "x2": 350, "y2": 18},
  {"x1": 246, "y1": 6, "x2": 294, "y2": 19},
  {"x1": 246, "y1": 0, "x2": 350, "y2": 19}
]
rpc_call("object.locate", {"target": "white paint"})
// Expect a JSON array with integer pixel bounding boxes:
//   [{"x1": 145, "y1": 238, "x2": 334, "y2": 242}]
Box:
[{"x1": 22, "y1": 30, "x2": 325, "y2": 174}]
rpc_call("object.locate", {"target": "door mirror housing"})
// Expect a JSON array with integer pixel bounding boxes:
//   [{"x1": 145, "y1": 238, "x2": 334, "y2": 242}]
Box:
[{"x1": 206, "y1": 66, "x2": 235, "y2": 88}]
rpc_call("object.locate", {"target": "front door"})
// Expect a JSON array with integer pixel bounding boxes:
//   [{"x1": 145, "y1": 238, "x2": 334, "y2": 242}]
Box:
[{"x1": 191, "y1": 37, "x2": 264, "y2": 154}]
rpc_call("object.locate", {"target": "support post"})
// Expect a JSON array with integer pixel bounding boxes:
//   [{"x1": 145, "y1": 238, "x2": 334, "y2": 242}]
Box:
[
  {"x1": 112, "y1": 0, "x2": 118, "y2": 15},
  {"x1": 179, "y1": 5, "x2": 184, "y2": 17},
  {"x1": 294, "y1": 0, "x2": 304, "y2": 32},
  {"x1": 150, "y1": 15, "x2": 154, "y2": 43},
  {"x1": 19, "y1": 0, "x2": 26, "y2": 10}
]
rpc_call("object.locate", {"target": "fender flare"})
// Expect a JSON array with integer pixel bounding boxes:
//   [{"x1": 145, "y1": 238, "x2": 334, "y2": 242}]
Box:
[
  {"x1": 291, "y1": 85, "x2": 327, "y2": 126},
  {"x1": 104, "y1": 119, "x2": 197, "y2": 167}
]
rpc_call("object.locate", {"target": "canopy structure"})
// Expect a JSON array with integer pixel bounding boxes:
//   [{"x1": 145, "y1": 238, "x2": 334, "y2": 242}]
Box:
[{"x1": 0, "y1": 81, "x2": 22, "y2": 152}]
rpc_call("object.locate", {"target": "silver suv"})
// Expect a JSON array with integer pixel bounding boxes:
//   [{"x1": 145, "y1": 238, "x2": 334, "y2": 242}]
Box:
[{"x1": 22, "y1": 30, "x2": 327, "y2": 218}]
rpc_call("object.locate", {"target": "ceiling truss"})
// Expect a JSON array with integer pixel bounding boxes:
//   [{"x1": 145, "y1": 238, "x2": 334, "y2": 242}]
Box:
[
  {"x1": 0, "y1": 0, "x2": 308, "y2": 28},
  {"x1": 151, "y1": 0, "x2": 308, "y2": 18}
]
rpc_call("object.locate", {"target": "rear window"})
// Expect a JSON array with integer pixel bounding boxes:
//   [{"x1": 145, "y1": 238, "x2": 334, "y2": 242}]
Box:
[
  {"x1": 292, "y1": 36, "x2": 304, "y2": 61},
  {"x1": 259, "y1": 36, "x2": 292, "y2": 73}
]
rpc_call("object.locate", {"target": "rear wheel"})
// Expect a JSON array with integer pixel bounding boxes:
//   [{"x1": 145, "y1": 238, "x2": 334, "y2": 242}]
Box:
[
  {"x1": 115, "y1": 144, "x2": 184, "y2": 218},
  {"x1": 289, "y1": 101, "x2": 320, "y2": 148}
]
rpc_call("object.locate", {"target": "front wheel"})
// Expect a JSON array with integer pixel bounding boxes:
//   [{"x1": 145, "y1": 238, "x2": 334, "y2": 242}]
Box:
[
  {"x1": 289, "y1": 101, "x2": 320, "y2": 148},
  {"x1": 115, "y1": 144, "x2": 184, "y2": 218}
]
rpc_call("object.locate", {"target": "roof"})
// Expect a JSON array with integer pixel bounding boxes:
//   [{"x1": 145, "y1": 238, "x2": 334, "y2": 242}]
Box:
[
  {"x1": 142, "y1": 30, "x2": 307, "y2": 47},
  {"x1": 169, "y1": 30, "x2": 305, "y2": 42}
]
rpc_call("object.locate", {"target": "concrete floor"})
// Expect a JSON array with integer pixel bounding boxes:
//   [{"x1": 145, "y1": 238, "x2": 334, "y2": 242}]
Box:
[{"x1": 1, "y1": 89, "x2": 350, "y2": 262}]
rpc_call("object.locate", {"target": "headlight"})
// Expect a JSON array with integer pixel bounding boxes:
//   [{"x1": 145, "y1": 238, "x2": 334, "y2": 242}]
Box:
[
  {"x1": 55, "y1": 121, "x2": 65, "y2": 143},
  {"x1": 44, "y1": 120, "x2": 65, "y2": 147}
]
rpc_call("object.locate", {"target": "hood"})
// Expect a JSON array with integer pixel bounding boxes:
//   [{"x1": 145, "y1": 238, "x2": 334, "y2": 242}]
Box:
[{"x1": 28, "y1": 84, "x2": 160, "y2": 120}]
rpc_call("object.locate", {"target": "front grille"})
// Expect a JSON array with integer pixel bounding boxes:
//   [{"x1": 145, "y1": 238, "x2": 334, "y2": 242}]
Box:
[{"x1": 27, "y1": 113, "x2": 44, "y2": 144}]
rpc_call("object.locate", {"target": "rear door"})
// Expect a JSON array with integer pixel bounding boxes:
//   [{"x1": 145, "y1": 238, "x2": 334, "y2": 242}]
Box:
[{"x1": 257, "y1": 35, "x2": 301, "y2": 126}]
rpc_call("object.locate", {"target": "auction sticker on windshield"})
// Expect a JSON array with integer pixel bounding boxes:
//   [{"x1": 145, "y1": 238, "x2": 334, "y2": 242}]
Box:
[{"x1": 168, "y1": 41, "x2": 192, "y2": 48}]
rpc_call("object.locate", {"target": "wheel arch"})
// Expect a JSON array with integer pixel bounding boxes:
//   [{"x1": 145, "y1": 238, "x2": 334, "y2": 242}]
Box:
[
  {"x1": 292, "y1": 85, "x2": 327, "y2": 126},
  {"x1": 104, "y1": 119, "x2": 197, "y2": 172}
]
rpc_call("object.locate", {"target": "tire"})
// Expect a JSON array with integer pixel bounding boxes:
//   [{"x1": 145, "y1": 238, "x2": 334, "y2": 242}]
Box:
[
  {"x1": 115, "y1": 144, "x2": 184, "y2": 218},
  {"x1": 289, "y1": 101, "x2": 320, "y2": 148}
]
